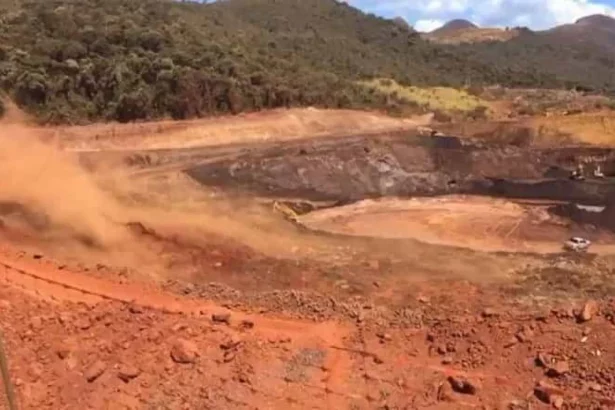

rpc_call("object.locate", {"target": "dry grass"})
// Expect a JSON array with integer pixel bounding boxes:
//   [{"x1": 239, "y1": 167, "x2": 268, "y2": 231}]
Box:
[
  {"x1": 48, "y1": 108, "x2": 429, "y2": 151},
  {"x1": 531, "y1": 111, "x2": 615, "y2": 146},
  {"x1": 424, "y1": 27, "x2": 520, "y2": 44},
  {"x1": 360, "y1": 79, "x2": 490, "y2": 113}
]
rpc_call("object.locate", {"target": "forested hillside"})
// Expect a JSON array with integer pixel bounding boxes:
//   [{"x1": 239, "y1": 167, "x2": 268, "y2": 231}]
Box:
[
  {"x1": 453, "y1": 31, "x2": 615, "y2": 91},
  {"x1": 0, "y1": 0, "x2": 613, "y2": 123}
]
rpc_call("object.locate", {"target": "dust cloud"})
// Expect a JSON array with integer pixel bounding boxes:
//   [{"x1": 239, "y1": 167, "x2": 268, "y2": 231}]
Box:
[{"x1": 0, "y1": 106, "x2": 128, "y2": 248}]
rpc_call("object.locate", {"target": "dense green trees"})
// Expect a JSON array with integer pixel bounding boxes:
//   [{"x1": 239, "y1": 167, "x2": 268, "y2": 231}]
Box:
[
  {"x1": 0, "y1": 0, "x2": 613, "y2": 123},
  {"x1": 451, "y1": 31, "x2": 615, "y2": 92},
  {"x1": 0, "y1": 0, "x2": 392, "y2": 123}
]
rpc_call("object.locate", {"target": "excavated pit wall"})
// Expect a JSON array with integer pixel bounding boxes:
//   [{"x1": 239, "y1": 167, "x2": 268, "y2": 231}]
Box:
[
  {"x1": 182, "y1": 134, "x2": 615, "y2": 205},
  {"x1": 76, "y1": 133, "x2": 615, "y2": 229}
]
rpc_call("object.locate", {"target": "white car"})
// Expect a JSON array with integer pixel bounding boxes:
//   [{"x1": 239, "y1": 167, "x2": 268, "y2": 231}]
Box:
[{"x1": 563, "y1": 237, "x2": 591, "y2": 252}]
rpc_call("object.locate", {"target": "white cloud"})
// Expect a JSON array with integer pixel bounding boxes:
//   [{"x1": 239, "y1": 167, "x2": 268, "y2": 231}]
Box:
[
  {"x1": 414, "y1": 19, "x2": 445, "y2": 31},
  {"x1": 350, "y1": 0, "x2": 615, "y2": 30}
]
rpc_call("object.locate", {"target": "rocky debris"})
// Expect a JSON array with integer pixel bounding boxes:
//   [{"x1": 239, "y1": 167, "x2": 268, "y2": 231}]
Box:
[
  {"x1": 578, "y1": 300, "x2": 598, "y2": 322},
  {"x1": 223, "y1": 351, "x2": 236, "y2": 363},
  {"x1": 84, "y1": 360, "x2": 106, "y2": 383},
  {"x1": 29, "y1": 363, "x2": 43, "y2": 380},
  {"x1": 56, "y1": 346, "x2": 71, "y2": 360},
  {"x1": 365, "y1": 392, "x2": 380, "y2": 402},
  {"x1": 447, "y1": 376, "x2": 478, "y2": 395},
  {"x1": 588, "y1": 382, "x2": 603, "y2": 392},
  {"x1": 553, "y1": 307, "x2": 575, "y2": 320},
  {"x1": 376, "y1": 332, "x2": 392, "y2": 342},
  {"x1": 211, "y1": 313, "x2": 231, "y2": 325},
  {"x1": 417, "y1": 295, "x2": 430, "y2": 304},
  {"x1": 29, "y1": 316, "x2": 43, "y2": 329},
  {"x1": 170, "y1": 339, "x2": 199, "y2": 364},
  {"x1": 240, "y1": 319, "x2": 254, "y2": 329},
  {"x1": 117, "y1": 365, "x2": 141, "y2": 383},
  {"x1": 504, "y1": 337, "x2": 518, "y2": 348},
  {"x1": 552, "y1": 395, "x2": 565, "y2": 409},
  {"x1": 182, "y1": 283, "x2": 196, "y2": 295},
  {"x1": 507, "y1": 399, "x2": 529, "y2": 409},
  {"x1": 74, "y1": 317, "x2": 92, "y2": 330},
  {"x1": 481, "y1": 308, "x2": 499, "y2": 318},
  {"x1": 535, "y1": 352, "x2": 552, "y2": 368},
  {"x1": 128, "y1": 304, "x2": 144, "y2": 314},
  {"x1": 171, "y1": 323, "x2": 188, "y2": 332},
  {"x1": 547, "y1": 361, "x2": 570, "y2": 377},
  {"x1": 235, "y1": 371, "x2": 251, "y2": 384},
  {"x1": 220, "y1": 336, "x2": 242, "y2": 351},
  {"x1": 534, "y1": 310, "x2": 550, "y2": 322},
  {"x1": 534, "y1": 380, "x2": 565, "y2": 405},
  {"x1": 66, "y1": 356, "x2": 79, "y2": 370},
  {"x1": 437, "y1": 381, "x2": 456, "y2": 402},
  {"x1": 514, "y1": 326, "x2": 534, "y2": 343}
]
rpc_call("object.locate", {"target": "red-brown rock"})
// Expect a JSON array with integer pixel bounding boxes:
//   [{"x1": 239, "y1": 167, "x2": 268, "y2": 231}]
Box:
[{"x1": 170, "y1": 339, "x2": 199, "y2": 364}]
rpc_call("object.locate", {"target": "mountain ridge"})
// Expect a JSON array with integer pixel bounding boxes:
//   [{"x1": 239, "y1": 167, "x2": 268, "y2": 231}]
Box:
[
  {"x1": 427, "y1": 13, "x2": 615, "y2": 34},
  {"x1": 575, "y1": 14, "x2": 615, "y2": 27},
  {"x1": 425, "y1": 13, "x2": 615, "y2": 58}
]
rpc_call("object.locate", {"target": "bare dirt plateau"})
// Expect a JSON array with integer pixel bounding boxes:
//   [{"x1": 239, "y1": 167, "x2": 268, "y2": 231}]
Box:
[{"x1": 297, "y1": 195, "x2": 615, "y2": 253}]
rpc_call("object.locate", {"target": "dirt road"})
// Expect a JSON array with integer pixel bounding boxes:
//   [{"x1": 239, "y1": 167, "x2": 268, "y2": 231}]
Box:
[{"x1": 54, "y1": 108, "x2": 429, "y2": 152}]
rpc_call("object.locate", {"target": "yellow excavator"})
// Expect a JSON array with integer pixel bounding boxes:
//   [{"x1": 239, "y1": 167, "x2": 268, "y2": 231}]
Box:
[{"x1": 272, "y1": 201, "x2": 299, "y2": 222}]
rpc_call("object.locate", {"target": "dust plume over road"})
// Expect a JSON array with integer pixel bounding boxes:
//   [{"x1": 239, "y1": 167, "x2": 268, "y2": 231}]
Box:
[
  {"x1": 0, "y1": 121, "x2": 128, "y2": 248},
  {"x1": 0, "y1": 109, "x2": 330, "y2": 280}
]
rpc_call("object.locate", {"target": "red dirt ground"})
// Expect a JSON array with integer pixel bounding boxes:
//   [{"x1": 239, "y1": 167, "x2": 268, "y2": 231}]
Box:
[
  {"x1": 1, "y1": 243, "x2": 614, "y2": 409},
  {"x1": 2, "y1": 109, "x2": 615, "y2": 409}
]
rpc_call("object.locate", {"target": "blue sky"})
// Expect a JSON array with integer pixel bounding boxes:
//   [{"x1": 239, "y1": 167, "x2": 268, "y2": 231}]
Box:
[{"x1": 346, "y1": 0, "x2": 615, "y2": 31}]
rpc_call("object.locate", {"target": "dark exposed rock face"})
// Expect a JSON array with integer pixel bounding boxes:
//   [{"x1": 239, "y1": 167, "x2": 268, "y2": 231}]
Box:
[{"x1": 184, "y1": 133, "x2": 615, "y2": 207}]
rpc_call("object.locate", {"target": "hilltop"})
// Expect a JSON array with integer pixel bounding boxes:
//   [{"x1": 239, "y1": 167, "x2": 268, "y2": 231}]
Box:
[
  {"x1": 432, "y1": 19, "x2": 478, "y2": 34},
  {"x1": 425, "y1": 14, "x2": 615, "y2": 52},
  {"x1": 0, "y1": 0, "x2": 614, "y2": 123},
  {"x1": 544, "y1": 13, "x2": 615, "y2": 54},
  {"x1": 575, "y1": 14, "x2": 615, "y2": 27},
  {"x1": 451, "y1": 14, "x2": 615, "y2": 91},
  {"x1": 424, "y1": 19, "x2": 520, "y2": 44}
]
